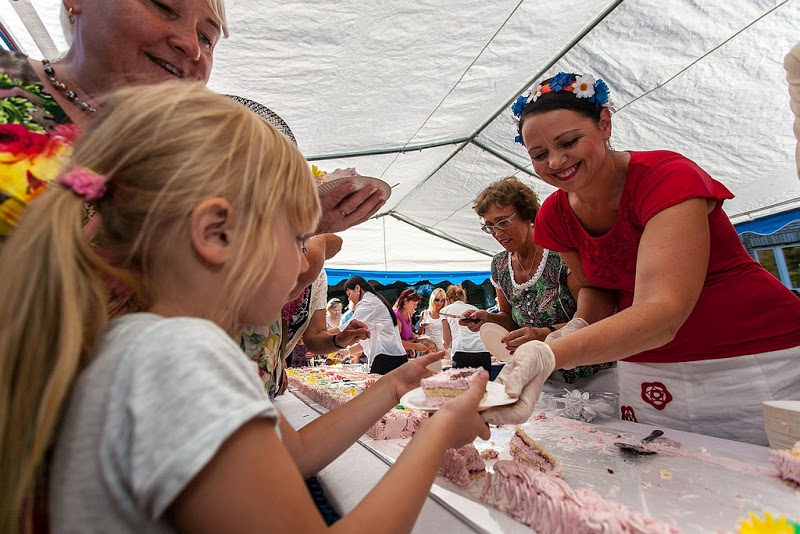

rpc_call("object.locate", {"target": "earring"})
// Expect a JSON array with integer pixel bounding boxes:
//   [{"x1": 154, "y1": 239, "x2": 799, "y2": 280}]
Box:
[
  {"x1": 68, "y1": 6, "x2": 75, "y2": 23},
  {"x1": 606, "y1": 139, "x2": 615, "y2": 153}
]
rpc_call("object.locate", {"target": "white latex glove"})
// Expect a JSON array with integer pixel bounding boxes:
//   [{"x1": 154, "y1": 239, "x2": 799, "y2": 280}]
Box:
[
  {"x1": 544, "y1": 317, "x2": 588, "y2": 342},
  {"x1": 481, "y1": 341, "x2": 556, "y2": 425}
]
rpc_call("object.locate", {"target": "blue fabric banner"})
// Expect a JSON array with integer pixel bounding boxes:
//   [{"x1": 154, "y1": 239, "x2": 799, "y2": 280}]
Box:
[
  {"x1": 734, "y1": 208, "x2": 800, "y2": 235},
  {"x1": 325, "y1": 268, "x2": 491, "y2": 286}
]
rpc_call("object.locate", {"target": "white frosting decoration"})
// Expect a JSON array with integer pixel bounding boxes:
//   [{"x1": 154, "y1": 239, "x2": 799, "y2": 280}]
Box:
[{"x1": 553, "y1": 389, "x2": 615, "y2": 423}]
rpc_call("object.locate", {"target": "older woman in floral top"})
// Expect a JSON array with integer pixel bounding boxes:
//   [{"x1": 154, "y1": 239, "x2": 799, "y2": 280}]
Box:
[{"x1": 463, "y1": 176, "x2": 617, "y2": 392}]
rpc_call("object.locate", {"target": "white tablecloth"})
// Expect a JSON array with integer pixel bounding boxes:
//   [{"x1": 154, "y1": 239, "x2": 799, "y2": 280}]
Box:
[
  {"x1": 273, "y1": 391, "x2": 479, "y2": 532},
  {"x1": 276, "y1": 388, "x2": 800, "y2": 533}
]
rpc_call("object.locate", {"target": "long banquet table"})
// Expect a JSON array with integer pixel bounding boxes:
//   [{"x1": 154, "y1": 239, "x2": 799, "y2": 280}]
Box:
[{"x1": 275, "y1": 386, "x2": 799, "y2": 533}]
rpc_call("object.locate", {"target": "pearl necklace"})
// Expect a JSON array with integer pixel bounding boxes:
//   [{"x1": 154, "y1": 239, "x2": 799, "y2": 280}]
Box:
[{"x1": 41, "y1": 60, "x2": 96, "y2": 113}]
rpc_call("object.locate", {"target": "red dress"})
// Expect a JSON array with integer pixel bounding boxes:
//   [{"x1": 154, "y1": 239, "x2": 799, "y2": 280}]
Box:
[{"x1": 535, "y1": 150, "x2": 800, "y2": 363}]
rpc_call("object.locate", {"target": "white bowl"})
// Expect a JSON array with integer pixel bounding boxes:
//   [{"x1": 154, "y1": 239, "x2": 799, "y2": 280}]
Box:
[{"x1": 763, "y1": 400, "x2": 800, "y2": 450}]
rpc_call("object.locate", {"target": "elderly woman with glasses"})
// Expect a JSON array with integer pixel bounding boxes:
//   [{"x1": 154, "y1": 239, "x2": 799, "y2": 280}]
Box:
[{"x1": 462, "y1": 176, "x2": 617, "y2": 392}]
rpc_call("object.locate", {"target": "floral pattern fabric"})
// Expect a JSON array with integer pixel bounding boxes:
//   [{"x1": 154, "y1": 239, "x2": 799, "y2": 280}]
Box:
[
  {"x1": 490, "y1": 250, "x2": 575, "y2": 328},
  {"x1": 0, "y1": 51, "x2": 77, "y2": 237},
  {"x1": 490, "y1": 249, "x2": 614, "y2": 383}
]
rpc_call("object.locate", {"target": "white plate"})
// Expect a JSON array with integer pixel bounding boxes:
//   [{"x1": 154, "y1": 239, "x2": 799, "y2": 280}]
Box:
[
  {"x1": 316, "y1": 175, "x2": 392, "y2": 201},
  {"x1": 479, "y1": 322, "x2": 513, "y2": 362},
  {"x1": 398, "y1": 381, "x2": 515, "y2": 412}
]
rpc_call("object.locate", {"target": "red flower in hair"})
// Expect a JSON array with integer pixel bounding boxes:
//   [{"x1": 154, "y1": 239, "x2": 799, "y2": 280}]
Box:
[
  {"x1": 620, "y1": 405, "x2": 637, "y2": 422},
  {"x1": 641, "y1": 382, "x2": 673, "y2": 411}
]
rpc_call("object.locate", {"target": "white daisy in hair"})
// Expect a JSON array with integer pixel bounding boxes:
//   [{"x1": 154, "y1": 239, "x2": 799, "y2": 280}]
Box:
[
  {"x1": 528, "y1": 83, "x2": 543, "y2": 103},
  {"x1": 572, "y1": 74, "x2": 596, "y2": 98}
]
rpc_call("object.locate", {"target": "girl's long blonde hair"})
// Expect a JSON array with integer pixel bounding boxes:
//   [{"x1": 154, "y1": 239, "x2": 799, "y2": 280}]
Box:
[{"x1": 0, "y1": 81, "x2": 320, "y2": 532}]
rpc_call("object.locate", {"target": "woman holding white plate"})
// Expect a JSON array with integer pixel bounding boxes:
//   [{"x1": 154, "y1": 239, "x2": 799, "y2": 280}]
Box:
[{"x1": 464, "y1": 177, "x2": 617, "y2": 393}]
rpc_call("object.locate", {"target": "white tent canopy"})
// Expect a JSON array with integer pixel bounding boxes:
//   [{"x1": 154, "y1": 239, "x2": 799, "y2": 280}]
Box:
[{"x1": 3, "y1": 0, "x2": 799, "y2": 273}]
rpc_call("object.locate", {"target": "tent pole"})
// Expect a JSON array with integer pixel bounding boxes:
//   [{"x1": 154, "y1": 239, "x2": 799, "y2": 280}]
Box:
[{"x1": 387, "y1": 211, "x2": 494, "y2": 257}]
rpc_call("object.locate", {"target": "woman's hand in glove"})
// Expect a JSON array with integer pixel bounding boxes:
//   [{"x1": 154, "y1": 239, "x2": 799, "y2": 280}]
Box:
[{"x1": 481, "y1": 341, "x2": 555, "y2": 425}]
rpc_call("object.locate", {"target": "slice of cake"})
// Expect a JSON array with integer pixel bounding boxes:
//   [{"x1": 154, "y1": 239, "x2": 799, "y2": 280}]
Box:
[
  {"x1": 312, "y1": 166, "x2": 359, "y2": 186},
  {"x1": 420, "y1": 367, "x2": 485, "y2": 408},
  {"x1": 480, "y1": 460, "x2": 681, "y2": 534},
  {"x1": 509, "y1": 426, "x2": 563, "y2": 477},
  {"x1": 770, "y1": 441, "x2": 800, "y2": 485},
  {"x1": 438, "y1": 444, "x2": 487, "y2": 489}
]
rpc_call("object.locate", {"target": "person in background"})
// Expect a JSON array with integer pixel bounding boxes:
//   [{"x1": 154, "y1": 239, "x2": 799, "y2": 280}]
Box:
[
  {"x1": 393, "y1": 289, "x2": 431, "y2": 357},
  {"x1": 0, "y1": 83, "x2": 490, "y2": 533},
  {"x1": 464, "y1": 176, "x2": 617, "y2": 393},
  {"x1": 340, "y1": 299, "x2": 355, "y2": 327},
  {"x1": 0, "y1": 0, "x2": 382, "y2": 241},
  {"x1": 481, "y1": 71, "x2": 800, "y2": 445},
  {"x1": 339, "y1": 276, "x2": 417, "y2": 374},
  {"x1": 441, "y1": 285, "x2": 492, "y2": 373},
  {"x1": 325, "y1": 298, "x2": 343, "y2": 329},
  {"x1": 419, "y1": 287, "x2": 447, "y2": 353}
]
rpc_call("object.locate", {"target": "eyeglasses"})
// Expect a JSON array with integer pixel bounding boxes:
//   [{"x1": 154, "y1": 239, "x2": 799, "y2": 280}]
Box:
[
  {"x1": 480, "y1": 212, "x2": 517, "y2": 234},
  {"x1": 434, "y1": 298, "x2": 446, "y2": 303}
]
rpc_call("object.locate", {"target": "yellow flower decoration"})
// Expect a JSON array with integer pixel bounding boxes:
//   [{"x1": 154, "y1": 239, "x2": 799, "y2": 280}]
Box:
[
  {"x1": 738, "y1": 512, "x2": 798, "y2": 534},
  {"x1": 311, "y1": 164, "x2": 325, "y2": 178}
]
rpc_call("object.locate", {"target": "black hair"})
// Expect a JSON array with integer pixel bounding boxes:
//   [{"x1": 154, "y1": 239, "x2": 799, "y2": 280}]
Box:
[
  {"x1": 343, "y1": 276, "x2": 398, "y2": 326},
  {"x1": 518, "y1": 74, "x2": 603, "y2": 132}
]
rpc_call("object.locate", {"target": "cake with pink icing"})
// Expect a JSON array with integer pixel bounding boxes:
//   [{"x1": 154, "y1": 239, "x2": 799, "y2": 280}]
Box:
[
  {"x1": 438, "y1": 444, "x2": 487, "y2": 489},
  {"x1": 313, "y1": 167, "x2": 359, "y2": 186},
  {"x1": 367, "y1": 407, "x2": 428, "y2": 440},
  {"x1": 770, "y1": 441, "x2": 800, "y2": 485},
  {"x1": 420, "y1": 367, "x2": 484, "y2": 407},
  {"x1": 480, "y1": 460, "x2": 681, "y2": 534},
  {"x1": 510, "y1": 426, "x2": 563, "y2": 477},
  {"x1": 286, "y1": 366, "x2": 428, "y2": 440}
]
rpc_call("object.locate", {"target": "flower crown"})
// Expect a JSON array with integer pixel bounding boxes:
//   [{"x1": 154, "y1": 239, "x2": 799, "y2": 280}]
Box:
[{"x1": 511, "y1": 72, "x2": 612, "y2": 146}]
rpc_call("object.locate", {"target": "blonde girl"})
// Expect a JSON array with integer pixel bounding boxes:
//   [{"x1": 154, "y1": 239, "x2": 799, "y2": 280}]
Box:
[{"x1": 0, "y1": 82, "x2": 489, "y2": 533}]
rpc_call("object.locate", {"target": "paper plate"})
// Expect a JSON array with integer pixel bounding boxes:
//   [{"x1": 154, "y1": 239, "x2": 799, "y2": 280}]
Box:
[
  {"x1": 398, "y1": 381, "x2": 515, "y2": 412},
  {"x1": 317, "y1": 175, "x2": 392, "y2": 201},
  {"x1": 480, "y1": 323, "x2": 513, "y2": 362}
]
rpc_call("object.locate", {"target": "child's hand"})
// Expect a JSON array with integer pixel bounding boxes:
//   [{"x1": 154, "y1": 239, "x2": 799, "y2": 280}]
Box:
[
  {"x1": 386, "y1": 351, "x2": 444, "y2": 401},
  {"x1": 432, "y1": 371, "x2": 491, "y2": 448}
]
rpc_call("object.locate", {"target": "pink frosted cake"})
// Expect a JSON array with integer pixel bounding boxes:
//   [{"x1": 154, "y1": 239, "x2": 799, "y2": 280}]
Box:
[
  {"x1": 480, "y1": 460, "x2": 681, "y2": 534},
  {"x1": 313, "y1": 166, "x2": 358, "y2": 186},
  {"x1": 367, "y1": 407, "x2": 428, "y2": 440},
  {"x1": 510, "y1": 426, "x2": 563, "y2": 477},
  {"x1": 286, "y1": 366, "x2": 428, "y2": 440},
  {"x1": 770, "y1": 441, "x2": 800, "y2": 485},
  {"x1": 439, "y1": 444, "x2": 487, "y2": 489},
  {"x1": 420, "y1": 367, "x2": 485, "y2": 407}
]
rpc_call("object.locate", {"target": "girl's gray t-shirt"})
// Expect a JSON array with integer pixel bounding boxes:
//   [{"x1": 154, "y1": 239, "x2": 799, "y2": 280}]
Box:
[{"x1": 50, "y1": 313, "x2": 278, "y2": 533}]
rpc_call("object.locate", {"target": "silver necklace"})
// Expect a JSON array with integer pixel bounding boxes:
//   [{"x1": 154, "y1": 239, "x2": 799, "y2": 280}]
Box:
[{"x1": 42, "y1": 60, "x2": 96, "y2": 113}]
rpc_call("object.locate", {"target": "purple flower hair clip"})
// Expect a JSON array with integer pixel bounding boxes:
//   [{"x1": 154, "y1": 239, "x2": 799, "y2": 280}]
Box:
[{"x1": 58, "y1": 167, "x2": 107, "y2": 202}]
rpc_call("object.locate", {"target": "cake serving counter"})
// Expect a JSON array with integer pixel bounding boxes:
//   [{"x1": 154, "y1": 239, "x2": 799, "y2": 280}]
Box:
[{"x1": 276, "y1": 371, "x2": 799, "y2": 533}]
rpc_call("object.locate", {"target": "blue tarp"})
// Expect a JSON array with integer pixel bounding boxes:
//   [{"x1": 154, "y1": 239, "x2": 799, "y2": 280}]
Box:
[
  {"x1": 326, "y1": 268, "x2": 491, "y2": 286},
  {"x1": 327, "y1": 209, "x2": 799, "y2": 286},
  {"x1": 734, "y1": 208, "x2": 800, "y2": 236}
]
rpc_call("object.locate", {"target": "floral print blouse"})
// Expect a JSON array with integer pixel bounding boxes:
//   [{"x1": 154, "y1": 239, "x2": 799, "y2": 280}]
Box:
[
  {"x1": 490, "y1": 249, "x2": 614, "y2": 383},
  {"x1": 0, "y1": 51, "x2": 78, "y2": 237}
]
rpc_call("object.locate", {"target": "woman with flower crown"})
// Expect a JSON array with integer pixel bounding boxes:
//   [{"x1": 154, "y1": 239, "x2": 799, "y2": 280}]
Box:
[{"x1": 479, "y1": 72, "x2": 800, "y2": 446}]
